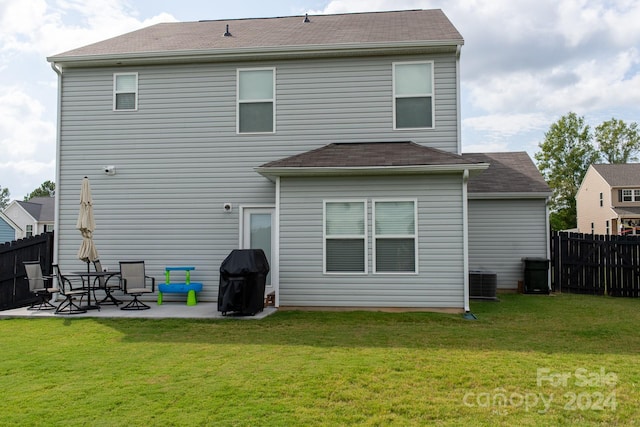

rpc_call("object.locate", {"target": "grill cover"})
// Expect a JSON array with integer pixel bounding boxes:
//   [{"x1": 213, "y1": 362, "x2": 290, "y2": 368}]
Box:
[{"x1": 218, "y1": 249, "x2": 270, "y2": 315}]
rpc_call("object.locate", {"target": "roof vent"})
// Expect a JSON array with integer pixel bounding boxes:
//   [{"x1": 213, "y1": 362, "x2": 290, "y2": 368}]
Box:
[
  {"x1": 223, "y1": 24, "x2": 231, "y2": 37},
  {"x1": 303, "y1": 13, "x2": 310, "y2": 23}
]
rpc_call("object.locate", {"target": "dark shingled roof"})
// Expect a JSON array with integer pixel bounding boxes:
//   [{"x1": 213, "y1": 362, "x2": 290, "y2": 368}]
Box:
[
  {"x1": 48, "y1": 9, "x2": 463, "y2": 60},
  {"x1": 462, "y1": 152, "x2": 551, "y2": 194},
  {"x1": 260, "y1": 142, "x2": 481, "y2": 168},
  {"x1": 592, "y1": 164, "x2": 640, "y2": 187},
  {"x1": 16, "y1": 197, "x2": 55, "y2": 222},
  {"x1": 613, "y1": 207, "x2": 640, "y2": 216}
]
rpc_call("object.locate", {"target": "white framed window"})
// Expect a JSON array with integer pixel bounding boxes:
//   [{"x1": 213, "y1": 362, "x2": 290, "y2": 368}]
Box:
[
  {"x1": 599, "y1": 192, "x2": 603, "y2": 207},
  {"x1": 26, "y1": 225, "x2": 33, "y2": 238},
  {"x1": 237, "y1": 68, "x2": 275, "y2": 133},
  {"x1": 373, "y1": 199, "x2": 418, "y2": 273},
  {"x1": 44, "y1": 224, "x2": 54, "y2": 233},
  {"x1": 323, "y1": 200, "x2": 367, "y2": 274},
  {"x1": 113, "y1": 73, "x2": 138, "y2": 111},
  {"x1": 621, "y1": 189, "x2": 640, "y2": 202},
  {"x1": 393, "y1": 61, "x2": 434, "y2": 129}
]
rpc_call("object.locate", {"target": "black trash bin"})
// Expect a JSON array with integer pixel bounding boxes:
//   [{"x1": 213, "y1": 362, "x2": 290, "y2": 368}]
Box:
[
  {"x1": 218, "y1": 249, "x2": 270, "y2": 316},
  {"x1": 522, "y1": 257, "x2": 549, "y2": 294}
]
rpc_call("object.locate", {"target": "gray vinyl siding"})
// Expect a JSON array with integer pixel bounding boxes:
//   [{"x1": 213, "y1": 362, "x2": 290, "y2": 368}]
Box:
[
  {"x1": 279, "y1": 175, "x2": 465, "y2": 308},
  {"x1": 468, "y1": 199, "x2": 548, "y2": 290},
  {"x1": 56, "y1": 52, "x2": 459, "y2": 302}
]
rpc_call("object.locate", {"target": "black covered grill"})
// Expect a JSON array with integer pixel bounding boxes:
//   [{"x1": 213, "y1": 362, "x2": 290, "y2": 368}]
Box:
[{"x1": 218, "y1": 249, "x2": 270, "y2": 316}]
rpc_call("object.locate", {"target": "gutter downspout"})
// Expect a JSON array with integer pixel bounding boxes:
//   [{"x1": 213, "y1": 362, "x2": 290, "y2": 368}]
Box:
[
  {"x1": 462, "y1": 169, "x2": 470, "y2": 312},
  {"x1": 456, "y1": 44, "x2": 462, "y2": 155},
  {"x1": 274, "y1": 176, "x2": 281, "y2": 307},
  {"x1": 546, "y1": 196, "x2": 552, "y2": 293},
  {"x1": 50, "y1": 62, "x2": 62, "y2": 266}
]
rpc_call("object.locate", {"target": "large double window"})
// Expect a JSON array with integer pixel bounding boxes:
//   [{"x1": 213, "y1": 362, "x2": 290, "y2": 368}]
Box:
[
  {"x1": 113, "y1": 73, "x2": 138, "y2": 111},
  {"x1": 393, "y1": 61, "x2": 434, "y2": 129},
  {"x1": 237, "y1": 68, "x2": 275, "y2": 133},
  {"x1": 324, "y1": 201, "x2": 367, "y2": 274},
  {"x1": 323, "y1": 199, "x2": 418, "y2": 274}
]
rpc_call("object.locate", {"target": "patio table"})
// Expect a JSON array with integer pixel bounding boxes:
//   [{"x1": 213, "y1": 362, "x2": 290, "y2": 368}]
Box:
[{"x1": 69, "y1": 270, "x2": 120, "y2": 310}]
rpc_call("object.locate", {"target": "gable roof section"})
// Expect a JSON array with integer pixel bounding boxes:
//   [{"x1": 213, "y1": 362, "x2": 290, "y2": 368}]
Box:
[
  {"x1": 256, "y1": 142, "x2": 488, "y2": 180},
  {"x1": 592, "y1": 163, "x2": 640, "y2": 187},
  {"x1": 0, "y1": 211, "x2": 20, "y2": 232},
  {"x1": 462, "y1": 152, "x2": 551, "y2": 197},
  {"x1": 15, "y1": 197, "x2": 55, "y2": 222},
  {"x1": 48, "y1": 9, "x2": 463, "y2": 66}
]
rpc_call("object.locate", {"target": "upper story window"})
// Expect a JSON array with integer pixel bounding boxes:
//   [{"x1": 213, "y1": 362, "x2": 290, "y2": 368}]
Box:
[
  {"x1": 621, "y1": 189, "x2": 640, "y2": 202},
  {"x1": 373, "y1": 200, "x2": 417, "y2": 273},
  {"x1": 26, "y1": 225, "x2": 33, "y2": 238},
  {"x1": 237, "y1": 68, "x2": 275, "y2": 133},
  {"x1": 599, "y1": 192, "x2": 603, "y2": 207},
  {"x1": 324, "y1": 200, "x2": 367, "y2": 274},
  {"x1": 113, "y1": 73, "x2": 138, "y2": 111},
  {"x1": 44, "y1": 224, "x2": 54, "y2": 233},
  {"x1": 393, "y1": 61, "x2": 434, "y2": 129}
]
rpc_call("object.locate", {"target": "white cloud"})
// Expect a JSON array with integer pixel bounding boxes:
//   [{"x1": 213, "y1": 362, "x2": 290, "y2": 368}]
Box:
[
  {"x1": 0, "y1": 0, "x2": 176, "y2": 58},
  {"x1": 463, "y1": 113, "x2": 550, "y2": 137}
]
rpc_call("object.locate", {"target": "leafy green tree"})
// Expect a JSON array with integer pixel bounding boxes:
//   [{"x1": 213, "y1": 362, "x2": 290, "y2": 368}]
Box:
[
  {"x1": 0, "y1": 186, "x2": 9, "y2": 209},
  {"x1": 595, "y1": 118, "x2": 640, "y2": 164},
  {"x1": 535, "y1": 112, "x2": 600, "y2": 231},
  {"x1": 24, "y1": 180, "x2": 55, "y2": 201}
]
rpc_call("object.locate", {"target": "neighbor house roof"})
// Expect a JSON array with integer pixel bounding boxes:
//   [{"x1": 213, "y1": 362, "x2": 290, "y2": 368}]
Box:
[
  {"x1": 256, "y1": 142, "x2": 488, "y2": 180},
  {"x1": 592, "y1": 164, "x2": 640, "y2": 187},
  {"x1": 462, "y1": 152, "x2": 551, "y2": 197},
  {"x1": 47, "y1": 9, "x2": 463, "y2": 66},
  {"x1": 15, "y1": 197, "x2": 55, "y2": 222},
  {"x1": 613, "y1": 207, "x2": 640, "y2": 217}
]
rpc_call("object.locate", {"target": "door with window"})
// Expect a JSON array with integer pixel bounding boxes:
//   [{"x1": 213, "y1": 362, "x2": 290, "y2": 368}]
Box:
[{"x1": 242, "y1": 208, "x2": 275, "y2": 289}]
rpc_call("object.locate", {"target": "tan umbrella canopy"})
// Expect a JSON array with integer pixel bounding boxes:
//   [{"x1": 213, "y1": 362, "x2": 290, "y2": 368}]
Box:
[{"x1": 77, "y1": 176, "x2": 99, "y2": 263}]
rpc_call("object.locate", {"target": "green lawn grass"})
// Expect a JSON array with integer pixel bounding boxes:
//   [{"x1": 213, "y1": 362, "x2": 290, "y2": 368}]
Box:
[{"x1": 1, "y1": 294, "x2": 638, "y2": 426}]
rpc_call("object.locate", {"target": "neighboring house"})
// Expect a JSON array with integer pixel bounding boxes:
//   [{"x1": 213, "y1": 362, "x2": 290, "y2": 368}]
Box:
[
  {"x1": 47, "y1": 10, "x2": 549, "y2": 311},
  {"x1": 2, "y1": 197, "x2": 55, "y2": 240},
  {"x1": 0, "y1": 212, "x2": 19, "y2": 243},
  {"x1": 464, "y1": 152, "x2": 552, "y2": 290},
  {"x1": 576, "y1": 164, "x2": 640, "y2": 235}
]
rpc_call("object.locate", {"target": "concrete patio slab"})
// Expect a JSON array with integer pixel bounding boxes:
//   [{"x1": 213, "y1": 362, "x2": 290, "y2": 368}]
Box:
[{"x1": 0, "y1": 302, "x2": 277, "y2": 320}]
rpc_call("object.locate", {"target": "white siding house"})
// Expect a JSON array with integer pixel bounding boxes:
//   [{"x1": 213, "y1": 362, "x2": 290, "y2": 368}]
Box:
[
  {"x1": 47, "y1": 10, "x2": 548, "y2": 310},
  {"x1": 2, "y1": 197, "x2": 55, "y2": 240}
]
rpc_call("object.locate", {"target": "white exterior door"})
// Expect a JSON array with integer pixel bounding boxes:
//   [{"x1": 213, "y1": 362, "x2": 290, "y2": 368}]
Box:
[{"x1": 242, "y1": 207, "x2": 275, "y2": 290}]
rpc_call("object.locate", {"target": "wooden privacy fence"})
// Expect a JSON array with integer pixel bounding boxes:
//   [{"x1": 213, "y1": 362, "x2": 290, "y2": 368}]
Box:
[
  {"x1": 551, "y1": 231, "x2": 640, "y2": 297},
  {"x1": 0, "y1": 232, "x2": 54, "y2": 310}
]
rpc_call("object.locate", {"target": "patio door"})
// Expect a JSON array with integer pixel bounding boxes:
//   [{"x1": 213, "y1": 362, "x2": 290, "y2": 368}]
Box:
[{"x1": 242, "y1": 207, "x2": 275, "y2": 289}]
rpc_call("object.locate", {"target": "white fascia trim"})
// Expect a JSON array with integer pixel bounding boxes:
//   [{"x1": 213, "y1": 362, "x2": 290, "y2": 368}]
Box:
[
  {"x1": 256, "y1": 163, "x2": 489, "y2": 181},
  {"x1": 47, "y1": 40, "x2": 464, "y2": 67},
  {"x1": 0, "y1": 211, "x2": 20, "y2": 231},
  {"x1": 468, "y1": 192, "x2": 553, "y2": 200}
]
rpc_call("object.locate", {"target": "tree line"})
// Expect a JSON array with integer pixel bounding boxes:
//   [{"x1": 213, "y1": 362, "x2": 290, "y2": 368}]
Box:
[
  {"x1": 535, "y1": 113, "x2": 640, "y2": 231},
  {"x1": 0, "y1": 181, "x2": 56, "y2": 210}
]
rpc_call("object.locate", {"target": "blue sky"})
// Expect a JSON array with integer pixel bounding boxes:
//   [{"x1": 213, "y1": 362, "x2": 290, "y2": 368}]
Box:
[{"x1": 1, "y1": 0, "x2": 639, "y2": 200}]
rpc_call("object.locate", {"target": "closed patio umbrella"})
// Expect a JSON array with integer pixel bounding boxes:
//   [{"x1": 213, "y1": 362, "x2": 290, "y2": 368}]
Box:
[{"x1": 77, "y1": 176, "x2": 99, "y2": 264}]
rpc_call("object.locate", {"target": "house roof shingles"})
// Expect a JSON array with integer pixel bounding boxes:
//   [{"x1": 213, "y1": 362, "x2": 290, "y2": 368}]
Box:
[
  {"x1": 48, "y1": 9, "x2": 463, "y2": 62},
  {"x1": 592, "y1": 164, "x2": 640, "y2": 187},
  {"x1": 462, "y1": 152, "x2": 551, "y2": 194},
  {"x1": 17, "y1": 197, "x2": 55, "y2": 222},
  {"x1": 261, "y1": 142, "x2": 480, "y2": 169}
]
